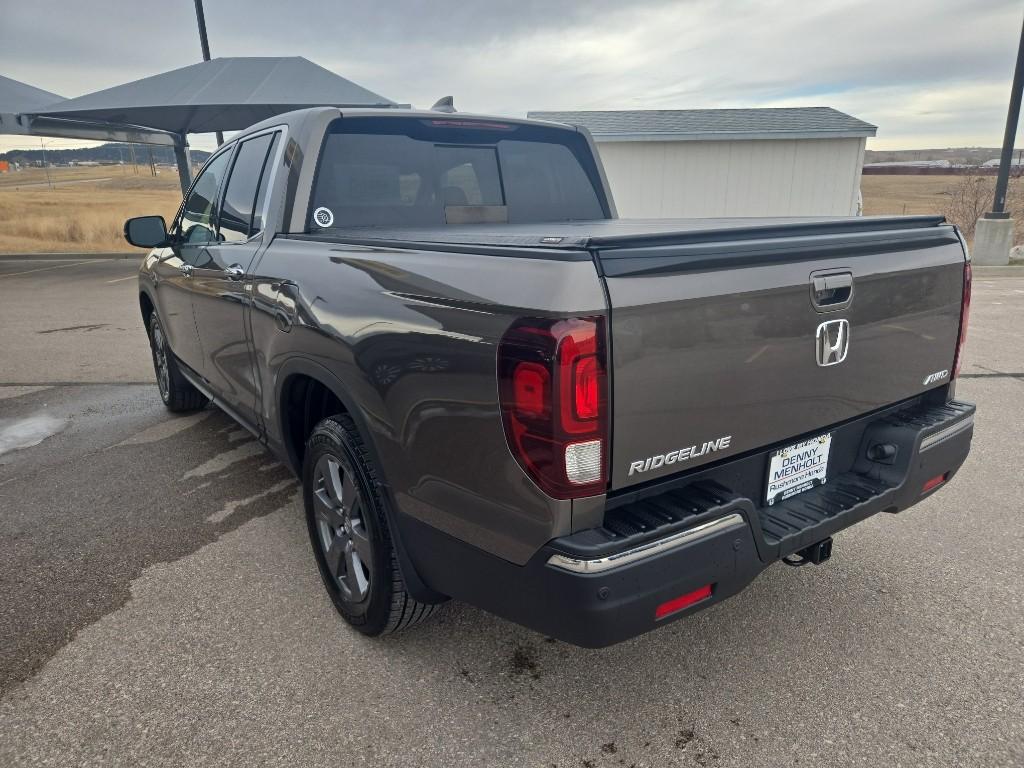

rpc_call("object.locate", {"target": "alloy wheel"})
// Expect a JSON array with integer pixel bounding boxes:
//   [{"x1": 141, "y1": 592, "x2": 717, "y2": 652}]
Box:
[
  {"x1": 151, "y1": 322, "x2": 170, "y2": 401},
  {"x1": 312, "y1": 453, "x2": 373, "y2": 603}
]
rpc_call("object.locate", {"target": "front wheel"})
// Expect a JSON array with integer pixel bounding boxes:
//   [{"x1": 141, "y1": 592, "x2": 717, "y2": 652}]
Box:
[
  {"x1": 147, "y1": 310, "x2": 208, "y2": 413},
  {"x1": 303, "y1": 414, "x2": 440, "y2": 635}
]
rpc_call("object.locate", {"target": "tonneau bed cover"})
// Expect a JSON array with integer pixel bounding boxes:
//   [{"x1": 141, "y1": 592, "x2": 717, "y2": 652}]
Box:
[{"x1": 290, "y1": 215, "x2": 949, "y2": 252}]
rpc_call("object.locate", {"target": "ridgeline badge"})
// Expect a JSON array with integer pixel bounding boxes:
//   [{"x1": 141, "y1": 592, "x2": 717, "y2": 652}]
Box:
[{"x1": 628, "y1": 435, "x2": 732, "y2": 476}]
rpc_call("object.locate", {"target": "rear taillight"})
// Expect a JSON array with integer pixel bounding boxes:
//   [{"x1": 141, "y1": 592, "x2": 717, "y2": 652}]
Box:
[
  {"x1": 952, "y1": 261, "x2": 972, "y2": 379},
  {"x1": 498, "y1": 317, "x2": 609, "y2": 499}
]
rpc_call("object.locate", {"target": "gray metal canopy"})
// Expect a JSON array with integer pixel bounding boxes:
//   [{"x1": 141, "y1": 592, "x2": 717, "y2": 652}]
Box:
[
  {"x1": 32, "y1": 57, "x2": 396, "y2": 134},
  {"x1": 0, "y1": 75, "x2": 64, "y2": 114},
  {"x1": 2, "y1": 57, "x2": 398, "y2": 192},
  {"x1": 1, "y1": 73, "x2": 179, "y2": 147}
]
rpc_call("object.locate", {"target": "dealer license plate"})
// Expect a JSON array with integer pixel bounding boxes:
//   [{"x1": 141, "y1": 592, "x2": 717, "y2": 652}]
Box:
[{"x1": 765, "y1": 433, "x2": 832, "y2": 506}]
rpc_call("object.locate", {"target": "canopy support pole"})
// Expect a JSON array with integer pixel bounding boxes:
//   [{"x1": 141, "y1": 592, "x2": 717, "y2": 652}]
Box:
[
  {"x1": 173, "y1": 136, "x2": 192, "y2": 195},
  {"x1": 988, "y1": 14, "x2": 1024, "y2": 218}
]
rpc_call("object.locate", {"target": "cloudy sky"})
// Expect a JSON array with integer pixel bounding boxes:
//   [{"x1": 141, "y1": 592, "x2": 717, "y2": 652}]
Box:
[{"x1": 2, "y1": 0, "x2": 1021, "y2": 152}]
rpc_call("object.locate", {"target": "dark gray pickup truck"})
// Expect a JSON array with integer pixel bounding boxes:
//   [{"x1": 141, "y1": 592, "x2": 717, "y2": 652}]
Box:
[{"x1": 125, "y1": 106, "x2": 974, "y2": 647}]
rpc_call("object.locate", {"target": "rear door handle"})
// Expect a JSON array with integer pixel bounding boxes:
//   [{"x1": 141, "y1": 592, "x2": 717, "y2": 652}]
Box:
[
  {"x1": 225, "y1": 263, "x2": 245, "y2": 280},
  {"x1": 179, "y1": 264, "x2": 193, "y2": 278}
]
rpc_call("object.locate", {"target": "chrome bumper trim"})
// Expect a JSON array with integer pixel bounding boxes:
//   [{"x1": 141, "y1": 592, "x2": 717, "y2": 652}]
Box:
[
  {"x1": 547, "y1": 513, "x2": 746, "y2": 574},
  {"x1": 920, "y1": 414, "x2": 974, "y2": 451}
]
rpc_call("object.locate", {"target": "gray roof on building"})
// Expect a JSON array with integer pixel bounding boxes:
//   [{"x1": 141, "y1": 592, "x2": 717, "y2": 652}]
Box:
[
  {"x1": 0, "y1": 75, "x2": 64, "y2": 114},
  {"x1": 28, "y1": 57, "x2": 395, "y2": 135},
  {"x1": 526, "y1": 107, "x2": 877, "y2": 141}
]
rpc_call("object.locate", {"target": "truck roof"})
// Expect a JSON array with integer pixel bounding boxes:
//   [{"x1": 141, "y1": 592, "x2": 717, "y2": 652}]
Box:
[{"x1": 234, "y1": 106, "x2": 581, "y2": 144}]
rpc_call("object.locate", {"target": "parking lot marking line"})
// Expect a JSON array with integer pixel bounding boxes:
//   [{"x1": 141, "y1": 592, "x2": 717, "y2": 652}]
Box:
[
  {"x1": 0, "y1": 260, "x2": 105, "y2": 279},
  {"x1": 105, "y1": 275, "x2": 137, "y2": 284}
]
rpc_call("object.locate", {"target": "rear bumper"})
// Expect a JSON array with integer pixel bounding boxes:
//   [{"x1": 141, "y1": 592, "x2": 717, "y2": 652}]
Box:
[{"x1": 402, "y1": 398, "x2": 975, "y2": 648}]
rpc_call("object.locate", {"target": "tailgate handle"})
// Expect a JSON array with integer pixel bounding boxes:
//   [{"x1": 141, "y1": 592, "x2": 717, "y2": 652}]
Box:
[{"x1": 811, "y1": 272, "x2": 853, "y2": 309}]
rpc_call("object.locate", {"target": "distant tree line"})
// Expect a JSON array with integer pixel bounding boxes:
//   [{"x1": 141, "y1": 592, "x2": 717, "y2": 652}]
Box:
[
  {"x1": 864, "y1": 147, "x2": 1003, "y2": 167},
  {"x1": 0, "y1": 143, "x2": 212, "y2": 166}
]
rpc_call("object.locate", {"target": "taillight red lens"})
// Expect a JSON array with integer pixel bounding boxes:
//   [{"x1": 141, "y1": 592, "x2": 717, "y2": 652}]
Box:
[
  {"x1": 498, "y1": 317, "x2": 608, "y2": 499},
  {"x1": 573, "y1": 356, "x2": 600, "y2": 421},
  {"x1": 952, "y1": 261, "x2": 972, "y2": 379},
  {"x1": 513, "y1": 362, "x2": 549, "y2": 418}
]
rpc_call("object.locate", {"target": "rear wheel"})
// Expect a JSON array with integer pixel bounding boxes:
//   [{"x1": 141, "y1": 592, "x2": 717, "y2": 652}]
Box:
[
  {"x1": 303, "y1": 414, "x2": 440, "y2": 635},
  {"x1": 148, "y1": 310, "x2": 208, "y2": 412}
]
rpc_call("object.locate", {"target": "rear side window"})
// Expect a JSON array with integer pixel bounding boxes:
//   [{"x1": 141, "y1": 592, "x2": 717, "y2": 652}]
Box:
[
  {"x1": 250, "y1": 133, "x2": 280, "y2": 235},
  {"x1": 307, "y1": 118, "x2": 608, "y2": 230},
  {"x1": 218, "y1": 132, "x2": 279, "y2": 242}
]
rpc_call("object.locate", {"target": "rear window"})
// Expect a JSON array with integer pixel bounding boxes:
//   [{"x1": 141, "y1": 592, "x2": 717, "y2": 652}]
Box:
[{"x1": 307, "y1": 117, "x2": 608, "y2": 229}]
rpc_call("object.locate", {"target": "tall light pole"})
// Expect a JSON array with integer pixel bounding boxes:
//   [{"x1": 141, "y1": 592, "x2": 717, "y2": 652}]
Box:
[
  {"x1": 193, "y1": 0, "x2": 224, "y2": 146},
  {"x1": 974, "y1": 14, "x2": 1024, "y2": 265},
  {"x1": 988, "y1": 14, "x2": 1024, "y2": 218}
]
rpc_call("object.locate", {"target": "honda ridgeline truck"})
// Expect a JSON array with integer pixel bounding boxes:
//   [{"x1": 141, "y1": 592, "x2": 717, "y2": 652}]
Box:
[{"x1": 124, "y1": 107, "x2": 974, "y2": 647}]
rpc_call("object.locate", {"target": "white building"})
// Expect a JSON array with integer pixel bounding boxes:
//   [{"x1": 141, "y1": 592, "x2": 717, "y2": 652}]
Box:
[{"x1": 527, "y1": 108, "x2": 877, "y2": 218}]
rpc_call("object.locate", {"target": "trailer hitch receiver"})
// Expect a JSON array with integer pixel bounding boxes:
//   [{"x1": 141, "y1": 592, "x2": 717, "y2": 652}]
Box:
[{"x1": 782, "y1": 537, "x2": 833, "y2": 567}]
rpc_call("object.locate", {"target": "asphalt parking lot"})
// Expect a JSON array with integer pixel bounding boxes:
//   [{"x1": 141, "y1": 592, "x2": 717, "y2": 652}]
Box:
[{"x1": 0, "y1": 257, "x2": 1021, "y2": 767}]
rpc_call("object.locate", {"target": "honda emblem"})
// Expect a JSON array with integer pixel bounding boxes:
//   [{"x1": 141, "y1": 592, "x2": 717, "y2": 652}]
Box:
[{"x1": 816, "y1": 319, "x2": 850, "y2": 367}]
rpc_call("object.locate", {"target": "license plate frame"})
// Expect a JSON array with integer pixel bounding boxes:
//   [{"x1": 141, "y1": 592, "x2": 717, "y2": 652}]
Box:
[{"x1": 765, "y1": 433, "x2": 832, "y2": 506}]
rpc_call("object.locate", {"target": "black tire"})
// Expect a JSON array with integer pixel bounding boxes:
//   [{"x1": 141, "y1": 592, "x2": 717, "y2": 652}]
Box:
[
  {"x1": 303, "y1": 413, "x2": 440, "y2": 636},
  {"x1": 148, "y1": 310, "x2": 208, "y2": 413}
]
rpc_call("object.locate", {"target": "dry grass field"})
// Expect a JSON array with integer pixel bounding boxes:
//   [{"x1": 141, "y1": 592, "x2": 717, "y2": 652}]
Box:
[
  {"x1": 863, "y1": 173, "x2": 1024, "y2": 244},
  {"x1": 0, "y1": 165, "x2": 122, "y2": 189},
  {"x1": 0, "y1": 168, "x2": 996, "y2": 254},
  {"x1": 0, "y1": 169, "x2": 182, "y2": 253},
  {"x1": 860, "y1": 174, "x2": 959, "y2": 217}
]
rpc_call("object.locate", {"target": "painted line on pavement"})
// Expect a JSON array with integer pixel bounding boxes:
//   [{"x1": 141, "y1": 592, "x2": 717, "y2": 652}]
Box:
[{"x1": 0, "y1": 260, "x2": 104, "y2": 279}]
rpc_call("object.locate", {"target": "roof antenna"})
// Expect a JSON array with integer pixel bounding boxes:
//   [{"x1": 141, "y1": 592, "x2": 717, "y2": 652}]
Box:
[{"x1": 431, "y1": 96, "x2": 456, "y2": 113}]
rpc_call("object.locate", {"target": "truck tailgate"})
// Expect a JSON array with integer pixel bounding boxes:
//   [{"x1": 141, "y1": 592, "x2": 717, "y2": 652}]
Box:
[{"x1": 598, "y1": 218, "x2": 967, "y2": 490}]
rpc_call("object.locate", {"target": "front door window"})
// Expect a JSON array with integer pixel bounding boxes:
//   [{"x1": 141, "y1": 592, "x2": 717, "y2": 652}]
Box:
[{"x1": 178, "y1": 150, "x2": 232, "y2": 244}]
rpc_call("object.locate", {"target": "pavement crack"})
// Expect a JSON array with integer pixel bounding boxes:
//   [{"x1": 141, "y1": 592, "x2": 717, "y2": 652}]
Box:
[
  {"x1": 36, "y1": 323, "x2": 109, "y2": 334},
  {"x1": 959, "y1": 371, "x2": 1024, "y2": 380}
]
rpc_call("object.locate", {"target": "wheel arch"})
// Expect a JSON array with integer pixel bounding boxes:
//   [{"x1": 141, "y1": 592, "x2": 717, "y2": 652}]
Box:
[
  {"x1": 275, "y1": 357, "x2": 379, "y2": 476},
  {"x1": 139, "y1": 289, "x2": 155, "y2": 332},
  {"x1": 274, "y1": 356, "x2": 445, "y2": 604}
]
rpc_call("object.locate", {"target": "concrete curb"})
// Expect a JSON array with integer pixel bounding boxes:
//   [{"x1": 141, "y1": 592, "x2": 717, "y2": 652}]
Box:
[{"x1": 0, "y1": 252, "x2": 143, "y2": 261}]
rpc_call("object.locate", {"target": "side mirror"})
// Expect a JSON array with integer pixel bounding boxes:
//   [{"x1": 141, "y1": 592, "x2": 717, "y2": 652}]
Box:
[{"x1": 124, "y1": 216, "x2": 170, "y2": 248}]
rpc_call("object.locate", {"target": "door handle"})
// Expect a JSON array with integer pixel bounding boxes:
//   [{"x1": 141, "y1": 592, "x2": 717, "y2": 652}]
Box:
[
  {"x1": 179, "y1": 264, "x2": 193, "y2": 278},
  {"x1": 224, "y1": 263, "x2": 245, "y2": 280},
  {"x1": 810, "y1": 271, "x2": 853, "y2": 309}
]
